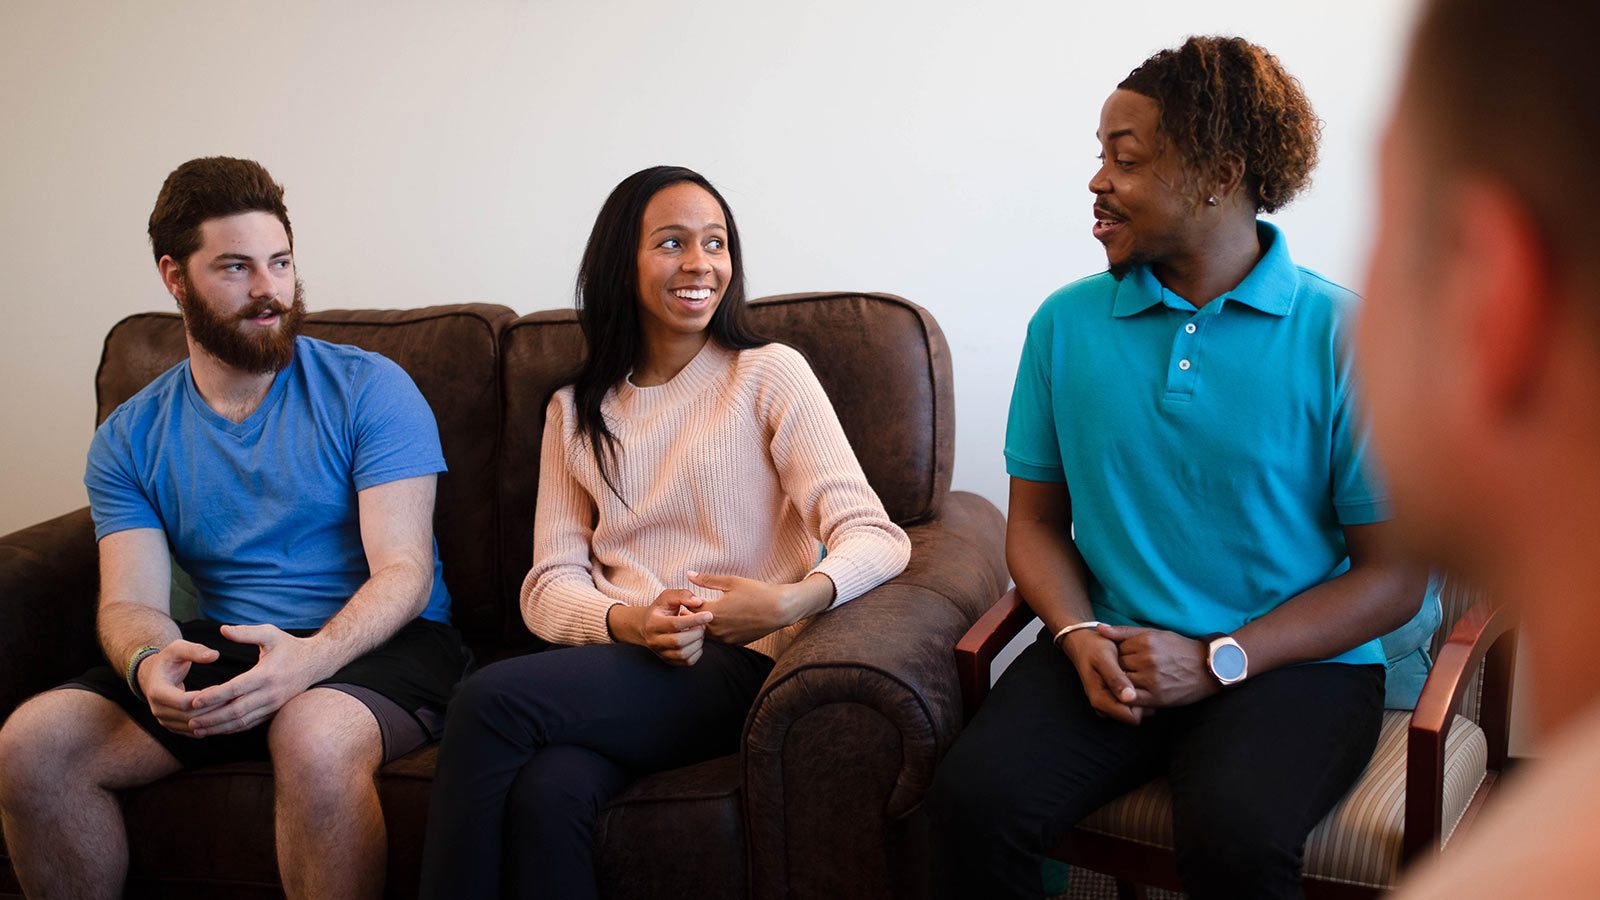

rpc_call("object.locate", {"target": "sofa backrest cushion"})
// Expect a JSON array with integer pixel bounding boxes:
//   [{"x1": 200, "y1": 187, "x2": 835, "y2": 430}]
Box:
[
  {"x1": 93, "y1": 304, "x2": 516, "y2": 643},
  {"x1": 495, "y1": 292, "x2": 954, "y2": 644}
]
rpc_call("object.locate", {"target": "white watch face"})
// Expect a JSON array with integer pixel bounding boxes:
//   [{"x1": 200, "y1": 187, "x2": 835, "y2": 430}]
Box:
[{"x1": 1212, "y1": 642, "x2": 1247, "y2": 682}]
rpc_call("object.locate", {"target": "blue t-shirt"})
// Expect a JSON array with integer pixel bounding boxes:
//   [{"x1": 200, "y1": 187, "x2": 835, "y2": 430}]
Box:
[
  {"x1": 1006, "y1": 222, "x2": 1427, "y2": 669},
  {"x1": 84, "y1": 335, "x2": 452, "y2": 629}
]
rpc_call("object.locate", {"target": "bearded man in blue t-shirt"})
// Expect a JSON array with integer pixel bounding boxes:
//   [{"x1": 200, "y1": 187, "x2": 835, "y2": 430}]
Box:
[
  {"x1": 0, "y1": 157, "x2": 471, "y2": 900},
  {"x1": 931, "y1": 38, "x2": 1435, "y2": 899}
]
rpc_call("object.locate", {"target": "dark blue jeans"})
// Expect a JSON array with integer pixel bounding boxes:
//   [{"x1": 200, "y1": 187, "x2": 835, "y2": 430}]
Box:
[
  {"x1": 928, "y1": 627, "x2": 1383, "y2": 900},
  {"x1": 419, "y1": 641, "x2": 774, "y2": 900}
]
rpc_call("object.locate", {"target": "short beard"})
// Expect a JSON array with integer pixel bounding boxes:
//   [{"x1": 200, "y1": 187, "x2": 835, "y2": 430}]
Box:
[
  {"x1": 176, "y1": 270, "x2": 307, "y2": 374},
  {"x1": 1107, "y1": 247, "x2": 1156, "y2": 282}
]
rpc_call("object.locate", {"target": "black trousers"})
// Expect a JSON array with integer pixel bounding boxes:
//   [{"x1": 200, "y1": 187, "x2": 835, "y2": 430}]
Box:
[
  {"x1": 418, "y1": 641, "x2": 774, "y2": 900},
  {"x1": 929, "y1": 627, "x2": 1384, "y2": 900}
]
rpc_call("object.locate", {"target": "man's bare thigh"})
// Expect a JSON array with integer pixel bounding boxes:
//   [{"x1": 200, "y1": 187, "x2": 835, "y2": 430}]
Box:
[
  {"x1": 5, "y1": 689, "x2": 182, "y2": 790},
  {"x1": 268, "y1": 687, "x2": 384, "y2": 773}
]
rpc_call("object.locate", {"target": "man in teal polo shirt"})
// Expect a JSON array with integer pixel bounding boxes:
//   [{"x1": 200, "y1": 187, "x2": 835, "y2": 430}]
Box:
[{"x1": 930, "y1": 37, "x2": 1431, "y2": 899}]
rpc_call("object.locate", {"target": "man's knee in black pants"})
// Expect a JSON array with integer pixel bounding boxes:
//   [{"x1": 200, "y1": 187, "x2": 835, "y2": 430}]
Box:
[
  {"x1": 1171, "y1": 782, "x2": 1306, "y2": 900},
  {"x1": 928, "y1": 733, "x2": 1041, "y2": 854}
]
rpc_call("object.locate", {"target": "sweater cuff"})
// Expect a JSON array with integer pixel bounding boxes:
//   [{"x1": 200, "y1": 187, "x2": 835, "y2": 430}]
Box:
[
  {"x1": 522, "y1": 574, "x2": 622, "y2": 646},
  {"x1": 574, "y1": 593, "x2": 621, "y2": 645},
  {"x1": 811, "y1": 555, "x2": 876, "y2": 608}
]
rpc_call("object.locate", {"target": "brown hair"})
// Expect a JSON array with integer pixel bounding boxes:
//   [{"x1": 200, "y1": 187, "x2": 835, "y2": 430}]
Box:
[
  {"x1": 1408, "y1": 0, "x2": 1600, "y2": 283},
  {"x1": 1119, "y1": 36, "x2": 1321, "y2": 213},
  {"x1": 147, "y1": 157, "x2": 292, "y2": 265}
]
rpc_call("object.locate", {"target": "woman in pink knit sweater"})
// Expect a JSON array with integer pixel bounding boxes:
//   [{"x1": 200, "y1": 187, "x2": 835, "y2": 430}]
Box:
[{"x1": 420, "y1": 166, "x2": 912, "y2": 899}]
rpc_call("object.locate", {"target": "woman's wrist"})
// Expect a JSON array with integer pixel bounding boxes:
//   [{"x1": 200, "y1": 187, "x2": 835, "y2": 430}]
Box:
[
  {"x1": 606, "y1": 603, "x2": 644, "y2": 645},
  {"x1": 783, "y1": 573, "x2": 837, "y2": 624}
]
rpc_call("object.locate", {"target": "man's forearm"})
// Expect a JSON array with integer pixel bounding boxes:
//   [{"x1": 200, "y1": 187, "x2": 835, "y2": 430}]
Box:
[
  {"x1": 1008, "y1": 518, "x2": 1098, "y2": 636},
  {"x1": 95, "y1": 528, "x2": 181, "y2": 678},
  {"x1": 98, "y1": 600, "x2": 182, "y2": 674},
  {"x1": 1234, "y1": 560, "x2": 1427, "y2": 674},
  {"x1": 304, "y1": 559, "x2": 433, "y2": 677}
]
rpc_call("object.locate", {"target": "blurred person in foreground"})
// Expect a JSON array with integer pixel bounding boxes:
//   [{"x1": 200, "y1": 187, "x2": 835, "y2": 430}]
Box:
[{"x1": 1359, "y1": 0, "x2": 1600, "y2": 896}]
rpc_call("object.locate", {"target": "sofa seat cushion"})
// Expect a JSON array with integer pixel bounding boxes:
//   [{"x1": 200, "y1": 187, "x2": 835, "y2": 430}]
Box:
[
  {"x1": 119, "y1": 760, "x2": 281, "y2": 895},
  {"x1": 1073, "y1": 710, "x2": 1488, "y2": 889},
  {"x1": 595, "y1": 753, "x2": 746, "y2": 900},
  {"x1": 97, "y1": 742, "x2": 746, "y2": 900},
  {"x1": 110, "y1": 744, "x2": 445, "y2": 899}
]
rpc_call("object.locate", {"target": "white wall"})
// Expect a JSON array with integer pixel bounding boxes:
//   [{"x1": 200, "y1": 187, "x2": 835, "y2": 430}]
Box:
[{"x1": 0, "y1": 0, "x2": 1421, "y2": 535}]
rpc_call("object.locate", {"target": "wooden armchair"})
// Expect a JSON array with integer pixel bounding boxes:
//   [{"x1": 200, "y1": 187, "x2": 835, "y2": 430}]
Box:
[{"x1": 953, "y1": 579, "x2": 1517, "y2": 897}]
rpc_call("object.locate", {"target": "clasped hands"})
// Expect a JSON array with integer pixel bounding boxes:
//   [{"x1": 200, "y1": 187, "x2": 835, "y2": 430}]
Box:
[
  {"x1": 1060, "y1": 625, "x2": 1221, "y2": 725},
  {"x1": 135, "y1": 624, "x2": 331, "y2": 739},
  {"x1": 612, "y1": 571, "x2": 833, "y2": 667}
]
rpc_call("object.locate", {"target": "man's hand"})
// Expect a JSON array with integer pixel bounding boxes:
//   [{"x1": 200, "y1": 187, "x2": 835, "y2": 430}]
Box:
[
  {"x1": 610, "y1": 590, "x2": 713, "y2": 667},
  {"x1": 1058, "y1": 630, "x2": 1145, "y2": 725},
  {"x1": 688, "y1": 571, "x2": 832, "y2": 646},
  {"x1": 1097, "y1": 624, "x2": 1221, "y2": 709},
  {"x1": 186, "y1": 625, "x2": 332, "y2": 737},
  {"x1": 136, "y1": 640, "x2": 219, "y2": 737}
]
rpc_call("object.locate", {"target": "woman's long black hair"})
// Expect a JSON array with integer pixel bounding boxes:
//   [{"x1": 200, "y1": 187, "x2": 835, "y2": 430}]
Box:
[{"x1": 571, "y1": 165, "x2": 768, "y2": 500}]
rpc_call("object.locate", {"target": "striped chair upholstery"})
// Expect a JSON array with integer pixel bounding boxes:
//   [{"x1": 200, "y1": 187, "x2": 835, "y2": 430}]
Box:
[{"x1": 1074, "y1": 711, "x2": 1488, "y2": 889}]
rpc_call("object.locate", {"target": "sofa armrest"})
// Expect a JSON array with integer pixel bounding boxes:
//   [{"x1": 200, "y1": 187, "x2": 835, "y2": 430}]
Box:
[
  {"x1": 741, "y1": 490, "x2": 1006, "y2": 900},
  {"x1": 0, "y1": 508, "x2": 103, "y2": 718},
  {"x1": 1403, "y1": 597, "x2": 1517, "y2": 861}
]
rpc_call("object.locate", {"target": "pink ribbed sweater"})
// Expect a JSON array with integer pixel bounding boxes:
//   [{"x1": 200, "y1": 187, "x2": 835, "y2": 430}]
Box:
[{"x1": 521, "y1": 340, "x2": 912, "y2": 659}]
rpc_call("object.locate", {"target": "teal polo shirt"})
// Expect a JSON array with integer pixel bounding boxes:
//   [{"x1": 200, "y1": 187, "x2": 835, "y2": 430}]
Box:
[{"x1": 1005, "y1": 222, "x2": 1389, "y2": 667}]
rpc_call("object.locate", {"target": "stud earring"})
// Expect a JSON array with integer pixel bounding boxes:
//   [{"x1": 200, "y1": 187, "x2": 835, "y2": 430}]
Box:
[{"x1": 1206, "y1": 195, "x2": 1218, "y2": 207}]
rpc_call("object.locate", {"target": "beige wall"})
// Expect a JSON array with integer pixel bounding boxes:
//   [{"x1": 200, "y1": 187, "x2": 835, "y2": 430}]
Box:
[
  {"x1": 1, "y1": 0, "x2": 1543, "y2": 754},
  {"x1": 0, "y1": 0, "x2": 1418, "y2": 534}
]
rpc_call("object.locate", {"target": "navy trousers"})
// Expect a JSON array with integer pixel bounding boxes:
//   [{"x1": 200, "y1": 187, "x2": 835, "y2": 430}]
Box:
[{"x1": 419, "y1": 641, "x2": 774, "y2": 900}]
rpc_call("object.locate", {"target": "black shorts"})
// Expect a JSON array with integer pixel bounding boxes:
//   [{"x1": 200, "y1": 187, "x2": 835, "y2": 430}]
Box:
[{"x1": 59, "y1": 617, "x2": 473, "y2": 769}]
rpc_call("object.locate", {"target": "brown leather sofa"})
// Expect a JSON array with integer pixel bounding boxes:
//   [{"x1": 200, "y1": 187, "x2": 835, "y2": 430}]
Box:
[{"x1": 0, "y1": 293, "x2": 1007, "y2": 900}]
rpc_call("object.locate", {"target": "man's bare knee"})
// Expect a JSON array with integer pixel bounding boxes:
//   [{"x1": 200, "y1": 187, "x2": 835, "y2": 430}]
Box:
[
  {"x1": 269, "y1": 689, "x2": 383, "y2": 788},
  {"x1": 0, "y1": 698, "x2": 65, "y2": 807},
  {"x1": 0, "y1": 691, "x2": 177, "y2": 808}
]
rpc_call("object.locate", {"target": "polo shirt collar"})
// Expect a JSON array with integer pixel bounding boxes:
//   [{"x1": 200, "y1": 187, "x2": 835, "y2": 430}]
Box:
[{"x1": 1111, "y1": 220, "x2": 1300, "y2": 318}]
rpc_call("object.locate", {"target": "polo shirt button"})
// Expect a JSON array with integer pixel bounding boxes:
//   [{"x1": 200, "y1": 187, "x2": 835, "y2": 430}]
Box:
[
  {"x1": 1179, "y1": 359, "x2": 1192, "y2": 370},
  {"x1": 1185, "y1": 323, "x2": 1197, "y2": 334}
]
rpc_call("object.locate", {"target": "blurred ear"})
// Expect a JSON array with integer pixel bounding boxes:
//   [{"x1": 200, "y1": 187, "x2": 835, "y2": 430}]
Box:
[{"x1": 1445, "y1": 179, "x2": 1554, "y2": 426}]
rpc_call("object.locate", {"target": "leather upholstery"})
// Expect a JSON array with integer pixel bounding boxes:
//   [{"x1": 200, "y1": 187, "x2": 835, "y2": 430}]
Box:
[
  {"x1": 595, "y1": 754, "x2": 747, "y2": 900},
  {"x1": 0, "y1": 295, "x2": 1007, "y2": 900},
  {"x1": 745, "y1": 492, "x2": 1006, "y2": 900},
  {"x1": 0, "y1": 508, "x2": 101, "y2": 716}
]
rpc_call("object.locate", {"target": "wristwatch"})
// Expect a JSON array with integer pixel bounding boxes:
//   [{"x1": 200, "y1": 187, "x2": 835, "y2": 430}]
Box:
[{"x1": 1205, "y1": 634, "x2": 1249, "y2": 686}]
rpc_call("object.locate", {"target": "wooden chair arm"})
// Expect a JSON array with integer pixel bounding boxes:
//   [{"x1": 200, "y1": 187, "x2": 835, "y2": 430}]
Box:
[
  {"x1": 954, "y1": 587, "x2": 1035, "y2": 722},
  {"x1": 1403, "y1": 600, "x2": 1518, "y2": 861}
]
